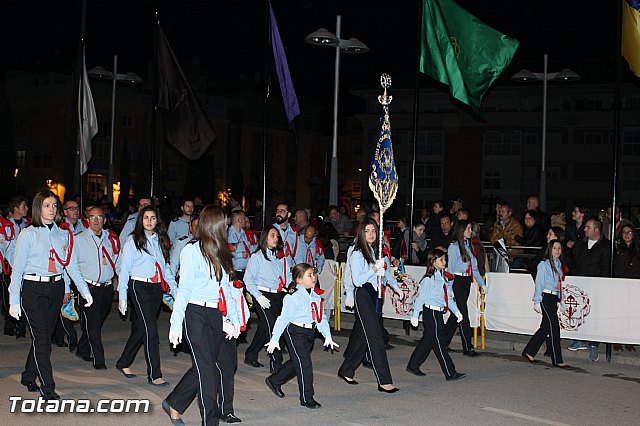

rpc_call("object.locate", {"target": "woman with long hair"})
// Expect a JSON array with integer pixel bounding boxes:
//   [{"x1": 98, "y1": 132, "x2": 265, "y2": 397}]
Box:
[
  {"x1": 338, "y1": 218, "x2": 403, "y2": 393},
  {"x1": 116, "y1": 205, "x2": 177, "y2": 386},
  {"x1": 444, "y1": 220, "x2": 485, "y2": 356},
  {"x1": 614, "y1": 224, "x2": 640, "y2": 278},
  {"x1": 163, "y1": 206, "x2": 242, "y2": 426},
  {"x1": 522, "y1": 240, "x2": 568, "y2": 367},
  {"x1": 9, "y1": 190, "x2": 93, "y2": 399},
  {"x1": 244, "y1": 225, "x2": 293, "y2": 372}
]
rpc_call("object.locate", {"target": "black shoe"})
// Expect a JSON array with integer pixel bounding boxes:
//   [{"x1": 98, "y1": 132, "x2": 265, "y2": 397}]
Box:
[
  {"x1": 377, "y1": 385, "x2": 399, "y2": 393},
  {"x1": 463, "y1": 350, "x2": 480, "y2": 357},
  {"x1": 149, "y1": 379, "x2": 171, "y2": 387},
  {"x1": 446, "y1": 372, "x2": 467, "y2": 381},
  {"x1": 265, "y1": 377, "x2": 285, "y2": 398},
  {"x1": 244, "y1": 359, "x2": 263, "y2": 368},
  {"x1": 446, "y1": 346, "x2": 456, "y2": 353},
  {"x1": 219, "y1": 413, "x2": 242, "y2": 423},
  {"x1": 69, "y1": 342, "x2": 78, "y2": 352},
  {"x1": 406, "y1": 366, "x2": 426, "y2": 376},
  {"x1": 75, "y1": 352, "x2": 92, "y2": 362},
  {"x1": 384, "y1": 343, "x2": 395, "y2": 350},
  {"x1": 21, "y1": 380, "x2": 40, "y2": 392},
  {"x1": 94, "y1": 364, "x2": 108, "y2": 370},
  {"x1": 16, "y1": 333, "x2": 26, "y2": 340},
  {"x1": 161, "y1": 399, "x2": 185, "y2": 426},
  {"x1": 300, "y1": 400, "x2": 321, "y2": 409},
  {"x1": 41, "y1": 391, "x2": 60, "y2": 400},
  {"x1": 116, "y1": 367, "x2": 137, "y2": 379},
  {"x1": 337, "y1": 374, "x2": 358, "y2": 385},
  {"x1": 4, "y1": 329, "x2": 16, "y2": 336}
]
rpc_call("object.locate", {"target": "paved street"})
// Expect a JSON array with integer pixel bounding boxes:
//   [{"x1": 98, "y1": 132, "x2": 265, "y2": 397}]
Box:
[{"x1": 1, "y1": 306, "x2": 639, "y2": 425}]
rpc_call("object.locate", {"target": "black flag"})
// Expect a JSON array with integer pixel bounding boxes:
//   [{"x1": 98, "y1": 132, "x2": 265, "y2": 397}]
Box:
[{"x1": 157, "y1": 26, "x2": 215, "y2": 160}]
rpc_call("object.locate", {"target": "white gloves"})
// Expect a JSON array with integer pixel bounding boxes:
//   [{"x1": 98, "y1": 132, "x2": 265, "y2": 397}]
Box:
[
  {"x1": 223, "y1": 322, "x2": 241, "y2": 340},
  {"x1": 454, "y1": 311, "x2": 463, "y2": 323},
  {"x1": 345, "y1": 297, "x2": 355, "y2": 309},
  {"x1": 169, "y1": 330, "x2": 182, "y2": 348},
  {"x1": 118, "y1": 300, "x2": 127, "y2": 315},
  {"x1": 266, "y1": 340, "x2": 280, "y2": 354},
  {"x1": 323, "y1": 336, "x2": 339, "y2": 350},
  {"x1": 9, "y1": 304, "x2": 21, "y2": 320},
  {"x1": 376, "y1": 267, "x2": 385, "y2": 277},
  {"x1": 534, "y1": 304, "x2": 542, "y2": 314},
  {"x1": 256, "y1": 295, "x2": 271, "y2": 309},
  {"x1": 410, "y1": 317, "x2": 419, "y2": 328},
  {"x1": 374, "y1": 259, "x2": 385, "y2": 272},
  {"x1": 82, "y1": 293, "x2": 94, "y2": 308}
]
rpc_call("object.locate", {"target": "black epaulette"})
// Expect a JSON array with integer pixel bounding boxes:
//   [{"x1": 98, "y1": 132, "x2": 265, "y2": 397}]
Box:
[
  {"x1": 288, "y1": 286, "x2": 297, "y2": 295},
  {"x1": 128, "y1": 215, "x2": 136, "y2": 221},
  {"x1": 178, "y1": 235, "x2": 188, "y2": 241},
  {"x1": 187, "y1": 239, "x2": 198, "y2": 245},
  {"x1": 172, "y1": 218, "x2": 180, "y2": 222}
]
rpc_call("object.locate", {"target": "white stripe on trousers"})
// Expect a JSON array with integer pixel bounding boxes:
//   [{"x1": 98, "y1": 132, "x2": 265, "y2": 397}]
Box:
[
  {"x1": 132, "y1": 284, "x2": 153, "y2": 380},
  {"x1": 354, "y1": 287, "x2": 381, "y2": 385},
  {"x1": 286, "y1": 325, "x2": 307, "y2": 403}
]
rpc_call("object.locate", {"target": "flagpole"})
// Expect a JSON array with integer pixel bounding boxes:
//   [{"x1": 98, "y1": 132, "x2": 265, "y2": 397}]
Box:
[
  {"x1": 76, "y1": 0, "x2": 87, "y2": 208},
  {"x1": 150, "y1": 12, "x2": 159, "y2": 199},
  {"x1": 262, "y1": 0, "x2": 270, "y2": 228}
]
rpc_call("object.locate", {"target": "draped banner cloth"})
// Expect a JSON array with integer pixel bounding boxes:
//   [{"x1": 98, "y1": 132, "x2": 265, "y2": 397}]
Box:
[{"x1": 485, "y1": 273, "x2": 640, "y2": 344}]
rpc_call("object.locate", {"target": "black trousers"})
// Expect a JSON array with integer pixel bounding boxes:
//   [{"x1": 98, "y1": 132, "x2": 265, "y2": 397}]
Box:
[
  {"x1": 444, "y1": 275, "x2": 474, "y2": 352},
  {"x1": 523, "y1": 293, "x2": 564, "y2": 364},
  {"x1": 269, "y1": 324, "x2": 316, "y2": 403},
  {"x1": 52, "y1": 311, "x2": 78, "y2": 346},
  {"x1": 167, "y1": 304, "x2": 223, "y2": 426},
  {"x1": 338, "y1": 285, "x2": 393, "y2": 385},
  {"x1": 168, "y1": 334, "x2": 238, "y2": 417},
  {"x1": 77, "y1": 285, "x2": 113, "y2": 366},
  {"x1": 2, "y1": 273, "x2": 26, "y2": 335},
  {"x1": 116, "y1": 280, "x2": 163, "y2": 381},
  {"x1": 244, "y1": 291, "x2": 284, "y2": 371},
  {"x1": 20, "y1": 279, "x2": 64, "y2": 394},
  {"x1": 408, "y1": 307, "x2": 458, "y2": 378}
]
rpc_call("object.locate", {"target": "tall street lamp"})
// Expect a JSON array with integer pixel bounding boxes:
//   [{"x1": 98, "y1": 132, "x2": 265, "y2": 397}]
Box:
[
  {"x1": 511, "y1": 54, "x2": 580, "y2": 211},
  {"x1": 305, "y1": 16, "x2": 369, "y2": 207},
  {"x1": 88, "y1": 56, "x2": 143, "y2": 203}
]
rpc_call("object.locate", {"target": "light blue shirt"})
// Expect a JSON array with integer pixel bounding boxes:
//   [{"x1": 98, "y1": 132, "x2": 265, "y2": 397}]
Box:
[
  {"x1": 271, "y1": 286, "x2": 331, "y2": 341},
  {"x1": 412, "y1": 270, "x2": 460, "y2": 319},
  {"x1": 274, "y1": 223, "x2": 299, "y2": 261},
  {"x1": 447, "y1": 240, "x2": 485, "y2": 287},
  {"x1": 227, "y1": 226, "x2": 255, "y2": 271},
  {"x1": 294, "y1": 236, "x2": 325, "y2": 274},
  {"x1": 223, "y1": 284, "x2": 250, "y2": 330},
  {"x1": 244, "y1": 249, "x2": 293, "y2": 300},
  {"x1": 117, "y1": 232, "x2": 177, "y2": 301},
  {"x1": 0, "y1": 220, "x2": 14, "y2": 268},
  {"x1": 118, "y1": 213, "x2": 137, "y2": 247},
  {"x1": 65, "y1": 229, "x2": 121, "y2": 285},
  {"x1": 9, "y1": 223, "x2": 90, "y2": 304},
  {"x1": 344, "y1": 247, "x2": 399, "y2": 300},
  {"x1": 169, "y1": 235, "x2": 191, "y2": 279},
  {"x1": 64, "y1": 218, "x2": 86, "y2": 235},
  {"x1": 6, "y1": 216, "x2": 28, "y2": 265},
  {"x1": 533, "y1": 258, "x2": 562, "y2": 304},
  {"x1": 170, "y1": 241, "x2": 239, "y2": 332},
  {"x1": 168, "y1": 216, "x2": 190, "y2": 244}
]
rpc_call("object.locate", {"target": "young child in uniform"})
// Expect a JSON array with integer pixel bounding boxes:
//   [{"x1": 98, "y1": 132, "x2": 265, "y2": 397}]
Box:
[{"x1": 265, "y1": 263, "x2": 339, "y2": 409}]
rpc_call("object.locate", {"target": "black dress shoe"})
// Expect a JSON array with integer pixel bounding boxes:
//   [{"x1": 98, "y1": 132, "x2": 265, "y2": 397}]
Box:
[
  {"x1": 161, "y1": 399, "x2": 185, "y2": 426},
  {"x1": 75, "y1": 352, "x2": 92, "y2": 362},
  {"x1": 21, "y1": 380, "x2": 40, "y2": 392},
  {"x1": 94, "y1": 364, "x2": 108, "y2": 370},
  {"x1": 4, "y1": 329, "x2": 16, "y2": 336},
  {"x1": 41, "y1": 391, "x2": 60, "y2": 400},
  {"x1": 116, "y1": 368, "x2": 137, "y2": 379},
  {"x1": 337, "y1": 374, "x2": 358, "y2": 385},
  {"x1": 463, "y1": 350, "x2": 480, "y2": 357},
  {"x1": 244, "y1": 359, "x2": 263, "y2": 368},
  {"x1": 265, "y1": 377, "x2": 285, "y2": 398},
  {"x1": 446, "y1": 372, "x2": 467, "y2": 381},
  {"x1": 69, "y1": 342, "x2": 78, "y2": 352},
  {"x1": 300, "y1": 400, "x2": 321, "y2": 409},
  {"x1": 219, "y1": 413, "x2": 242, "y2": 423},
  {"x1": 377, "y1": 385, "x2": 399, "y2": 393},
  {"x1": 406, "y1": 366, "x2": 426, "y2": 376}
]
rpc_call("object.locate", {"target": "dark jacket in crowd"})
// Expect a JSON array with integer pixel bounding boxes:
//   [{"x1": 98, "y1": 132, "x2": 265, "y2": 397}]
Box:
[
  {"x1": 514, "y1": 224, "x2": 546, "y2": 248},
  {"x1": 614, "y1": 243, "x2": 640, "y2": 278},
  {"x1": 428, "y1": 230, "x2": 453, "y2": 252},
  {"x1": 565, "y1": 221, "x2": 585, "y2": 245},
  {"x1": 568, "y1": 237, "x2": 611, "y2": 277}
]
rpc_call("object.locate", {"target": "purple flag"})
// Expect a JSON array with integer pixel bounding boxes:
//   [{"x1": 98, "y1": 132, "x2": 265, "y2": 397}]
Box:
[
  {"x1": 157, "y1": 26, "x2": 215, "y2": 160},
  {"x1": 269, "y1": 2, "x2": 300, "y2": 123}
]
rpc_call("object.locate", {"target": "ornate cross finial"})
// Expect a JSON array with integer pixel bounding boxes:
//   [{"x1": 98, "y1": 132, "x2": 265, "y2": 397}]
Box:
[{"x1": 378, "y1": 73, "x2": 392, "y2": 106}]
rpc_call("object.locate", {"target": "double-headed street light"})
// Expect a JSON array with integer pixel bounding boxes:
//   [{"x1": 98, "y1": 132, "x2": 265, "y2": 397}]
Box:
[
  {"x1": 511, "y1": 54, "x2": 580, "y2": 211},
  {"x1": 88, "y1": 56, "x2": 143, "y2": 203},
  {"x1": 306, "y1": 16, "x2": 369, "y2": 207}
]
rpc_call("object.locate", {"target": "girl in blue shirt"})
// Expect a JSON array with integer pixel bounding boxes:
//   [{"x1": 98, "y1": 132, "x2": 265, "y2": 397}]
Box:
[
  {"x1": 523, "y1": 240, "x2": 568, "y2": 367},
  {"x1": 265, "y1": 263, "x2": 339, "y2": 409},
  {"x1": 407, "y1": 249, "x2": 466, "y2": 381},
  {"x1": 116, "y1": 205, "x2": 177, "y2": 386}
]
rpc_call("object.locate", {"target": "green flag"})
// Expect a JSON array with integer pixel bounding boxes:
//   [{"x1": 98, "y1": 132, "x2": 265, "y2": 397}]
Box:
[{"x1": 420, "y1": 0, "x2": 519, "y2": 113}]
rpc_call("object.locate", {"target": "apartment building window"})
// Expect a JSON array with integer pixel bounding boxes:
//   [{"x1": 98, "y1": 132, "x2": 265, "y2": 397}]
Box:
[
  {"x1": 622, "y1": 165, "x2": 640, "y2": 191},
  {"x1": 524, "y1": 133, "x2": 538, "y2": 145},
  {"x1": 484, "y1": 131, "x2": 521, "y2": 156},
  {"x1": 416, "y1": 162, "x2": 442, "y2": 189},
  {"x1": 623, "y1": 130, "x2": 640, "y2": 156},
  {"x1": 121, "y1": 114, "x2": 134, "y2": 128},
  {"x1": 415, "y1": 131, "x2": 444, "y2": 156},
  {"x1": 16, "y1": 150, "x2": 26, "y2": 167},
  {"x1": 483, "y1": 171, "x2": 501, "y2": 190}
]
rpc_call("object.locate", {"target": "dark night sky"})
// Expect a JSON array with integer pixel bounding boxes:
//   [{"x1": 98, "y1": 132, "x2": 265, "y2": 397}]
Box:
[{"x1": 2, "y1": 1, "x2": 627, "y2": 114}]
